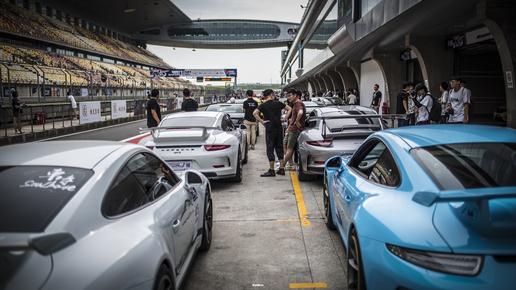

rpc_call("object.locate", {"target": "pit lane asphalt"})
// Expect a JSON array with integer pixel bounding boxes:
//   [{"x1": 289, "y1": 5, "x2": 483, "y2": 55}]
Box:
[{"x1": 53, "y1": 118, "x2": 348, "y2": 289}]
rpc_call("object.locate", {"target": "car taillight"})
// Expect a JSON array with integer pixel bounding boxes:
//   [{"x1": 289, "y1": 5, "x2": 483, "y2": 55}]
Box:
[
  {"x1": 306, "y1": 140, "x2": 333, "y2": 147},
  {"x1": 204, "y1": 144, "x2": 231, "y2": 151}
]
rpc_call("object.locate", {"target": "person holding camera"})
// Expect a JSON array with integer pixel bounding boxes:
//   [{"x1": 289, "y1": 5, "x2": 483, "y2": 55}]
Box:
[
  {"x1": 11, "y1": 90, "x2": 24, "y2": 134},
  {"x1": 396, "y1": 82, "x2": 413, "y2": 127},
  {"x1": 411, "y1": 84, "x2": 433, "y2": 125}
]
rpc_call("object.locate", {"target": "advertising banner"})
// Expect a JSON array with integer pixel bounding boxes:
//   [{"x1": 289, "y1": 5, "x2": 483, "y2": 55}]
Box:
[
  {"x1": 151, "y1": 68, "x2": 237, "y2": 78},
  {"x1": 79, "y1": 101, "x2": 101, "y2": 124},
  {"x1": 80, "y1": 88, "x2": 88, "y2": 97},
  {"x1": 111, "y1": 100, "x2": 128, "y2": 119}
]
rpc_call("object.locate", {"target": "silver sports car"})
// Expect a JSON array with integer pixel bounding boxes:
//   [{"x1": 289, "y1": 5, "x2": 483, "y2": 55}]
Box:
[
  {"x1": 205, "y1": 103, "x2": 244, "y2": 125},
  {"x1": 0, "y1": 141, "x2": 212, "y2": 290},
  {"x1": 139, "y1": 111, "x2": 248, "y2": 182},
  {"x1": 296, "y1": 106, "x2": 385, "y2": 180}
]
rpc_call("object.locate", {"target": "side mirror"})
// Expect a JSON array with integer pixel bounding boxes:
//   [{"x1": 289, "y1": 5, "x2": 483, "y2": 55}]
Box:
[
  {"x1": 186, "y1": 171, "x2": 203, "y2": 185},
  {"x1": 239, "y1": 124, "x2": 247, "y2": 130}
]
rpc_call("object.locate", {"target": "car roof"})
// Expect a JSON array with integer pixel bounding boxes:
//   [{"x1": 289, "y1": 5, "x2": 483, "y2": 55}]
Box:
[
  {"x1": 163, "y1": 111, "x2": 222, "y2": 120},
  {"x1": 385, "y1": 125, "x2": 516, "y2": 148},
  {"x1": 208, "y1": 103, "x2": 240, "y2": 107},
  {"x1": 0, "y1": 141, "x2": 133, "y2": 169}
]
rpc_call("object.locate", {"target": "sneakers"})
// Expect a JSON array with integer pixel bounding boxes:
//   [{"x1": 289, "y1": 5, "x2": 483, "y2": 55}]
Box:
[
  {"x1": 250, "y1": 145, "x2": 255, "y2": 150},
  {"x1": 260, "y1": 170, "x2": 275, "y2": 177},
  {"x1": 276, "y1": 168, "x2": 285, "y2": 176}
]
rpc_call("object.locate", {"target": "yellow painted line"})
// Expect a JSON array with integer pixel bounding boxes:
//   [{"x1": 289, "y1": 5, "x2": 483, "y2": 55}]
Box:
[
  {"x1": 289, "y1": 282, "x2": 328, "y2": 288},
  {"x1": 290, "y1": 171, "x2": 310, "y2": 227}
]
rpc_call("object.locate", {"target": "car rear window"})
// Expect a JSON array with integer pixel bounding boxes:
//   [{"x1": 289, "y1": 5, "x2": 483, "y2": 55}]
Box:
[
  {"x1": 161, "y1": 117, "x2": 216, "y2": 127},
  {"x1": 412, "y1": 143, "x2": 516, "y2": 190},
  {"x1": 206, "y1": 105, "x2": 243, "y2": 113},
  {"x1": 0, "y1": 166, "x2": 93, "y2": 232}
]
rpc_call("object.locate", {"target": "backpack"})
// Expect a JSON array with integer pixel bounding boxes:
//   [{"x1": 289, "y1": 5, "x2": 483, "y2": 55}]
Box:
[{"x1": 422, "y1": 94, "x2": 441, "y2": 123}]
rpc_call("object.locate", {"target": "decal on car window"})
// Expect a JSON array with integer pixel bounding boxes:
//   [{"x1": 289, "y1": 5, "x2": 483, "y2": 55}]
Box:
[{"x1": 20, "y1": 168, "x2": 77, "y2": 192}]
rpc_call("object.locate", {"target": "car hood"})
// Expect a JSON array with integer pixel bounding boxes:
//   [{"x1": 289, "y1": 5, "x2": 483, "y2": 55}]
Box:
[{"x1": 433, "y1": 193, "x2": 516, "y2": 255}]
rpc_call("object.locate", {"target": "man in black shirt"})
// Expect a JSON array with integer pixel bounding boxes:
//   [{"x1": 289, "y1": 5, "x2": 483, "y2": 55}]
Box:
[
  {"x1": 243, "y1": 90, "x2": 259, "y2": 150},
  {"x1": 396, "y1": 82, "x2": 413, "y2": 127},
  {"x1": 371, "y1": 84, "x2": 382, "y2": 113},
  {"x1": 254, "y1": 89, "x2": 291, "y2": 177},
  {"x1": 181, "y1": 88, "x2": 198, "y2": 112},
  {"x1": 146, "y1": 89, "x2": 161, "y2": 128}
]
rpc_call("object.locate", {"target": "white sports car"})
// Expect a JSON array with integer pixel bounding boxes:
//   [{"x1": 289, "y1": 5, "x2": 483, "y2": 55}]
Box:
[
  {"x1": 139, "y1": 111, "x2": 248, "y2": 182},
  {"x1": 0, "y1": 141, "x2": 212, "y2": 290}
]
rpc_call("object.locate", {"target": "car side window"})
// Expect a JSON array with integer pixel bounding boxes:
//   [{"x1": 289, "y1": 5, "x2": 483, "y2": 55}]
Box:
[
  {"x1": 103, "y1": 153, "x2": 181, "y2": 217},
  {"x1": 349, "y1": 141, "x2": 401, "y2": 187}
]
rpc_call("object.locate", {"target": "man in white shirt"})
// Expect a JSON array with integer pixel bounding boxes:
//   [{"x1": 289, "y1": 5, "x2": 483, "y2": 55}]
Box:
[
  {"x1": 67, "y1": 91, "x2": 78, "y2": 120},
  {"x1": 347, "y1": 90, "x2": 357, "y2": 105},
  {"x1": 448, "y1": 77, "x2": 471, "y2": 123},
  {"x1": 413, "y1": 84, "x2": 433, "y2": 125}
]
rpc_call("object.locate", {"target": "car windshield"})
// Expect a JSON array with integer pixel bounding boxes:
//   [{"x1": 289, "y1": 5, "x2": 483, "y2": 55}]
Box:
[
  {"x1": 161, "y1": 117, "x2": 217, "y2": 127},
  {"x1": 0, "y1": 166, "x2": 94, "y2": 232},
  {"x1": 412, "y1": 143, "x2": 516, "y2": 190},
  {"x1": 206, "y1": 105, "x2": 243, "y2": 113}
]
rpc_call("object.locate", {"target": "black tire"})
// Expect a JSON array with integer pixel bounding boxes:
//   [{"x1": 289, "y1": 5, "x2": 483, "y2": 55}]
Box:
[
  {"x1": 200, "y1": 190, "x2": 212, "y2": 251},
  {"x1": 242, "y1": 143, "x2": 248, "y2": 165},
  {"x1": 323, "y1": 173, "x2": 336, "y2": 230},
  {"x1": 347, "y1": 229, "x2": 366, "y2": 290},
  {"x1": 153, "y1": 264, "x2": 174, "y2": 290},
  {"x1": 297, "y1": 151, "x2": 313, "y2": 181},
  {"x1": 230, "y1": 151, "x2": 242, "y2": 182}
]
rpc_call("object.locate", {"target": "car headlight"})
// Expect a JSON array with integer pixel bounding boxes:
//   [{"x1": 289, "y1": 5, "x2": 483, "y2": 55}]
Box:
[{"x1": 386, "y1": 244, "x2": 482, "y2": 276}]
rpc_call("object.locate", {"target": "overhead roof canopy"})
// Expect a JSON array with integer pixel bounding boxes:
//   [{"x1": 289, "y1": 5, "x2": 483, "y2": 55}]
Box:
[{"x1": 43, "y1": 0, "x2": 192, "y2": 34}]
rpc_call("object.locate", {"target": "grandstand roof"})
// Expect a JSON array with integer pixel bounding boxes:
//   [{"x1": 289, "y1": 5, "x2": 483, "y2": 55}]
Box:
[{"x1": 44, "y1": 0, "x2": 192, "y2": 34}]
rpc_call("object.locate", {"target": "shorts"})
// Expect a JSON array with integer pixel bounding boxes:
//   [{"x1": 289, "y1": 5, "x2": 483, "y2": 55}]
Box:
[
  {"x1": 283, "y1": 131, "x2": 289, "y2": 146},
  {"x1": 286, "y1": 131, "x2": 301, "y2": 149}
]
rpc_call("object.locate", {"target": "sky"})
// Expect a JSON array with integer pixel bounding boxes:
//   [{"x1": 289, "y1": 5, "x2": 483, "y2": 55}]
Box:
[{"x1": 147, "y1": 0, "x2": 307, "y2": 84}]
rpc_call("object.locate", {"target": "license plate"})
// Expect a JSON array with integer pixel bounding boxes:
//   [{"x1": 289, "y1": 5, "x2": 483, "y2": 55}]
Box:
[{"x1": 168, "y1": 161, "x2": 192, "y2": 171}]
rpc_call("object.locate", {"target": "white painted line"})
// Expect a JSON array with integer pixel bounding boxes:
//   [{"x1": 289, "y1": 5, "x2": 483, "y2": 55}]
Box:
[{"x1": 36, "y1": 118, "x2": 146, "y2": 142}]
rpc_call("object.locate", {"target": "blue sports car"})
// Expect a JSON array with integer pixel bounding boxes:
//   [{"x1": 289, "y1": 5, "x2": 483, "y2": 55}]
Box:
[{"x1": 323, "y1": 125, "x2": 516, "y2": 290}]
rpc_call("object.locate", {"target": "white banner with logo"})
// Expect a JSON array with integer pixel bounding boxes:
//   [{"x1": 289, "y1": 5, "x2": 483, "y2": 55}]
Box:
[
  {"x1": 111, "y1": 100, "x2": 128, "y2": 119},
  {"x1": 79, "y1": 101, "x2": 101, "y2": 124}
]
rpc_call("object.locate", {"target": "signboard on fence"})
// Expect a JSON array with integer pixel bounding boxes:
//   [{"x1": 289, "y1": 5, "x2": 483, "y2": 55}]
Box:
[
  {"x1": 111, "y1": 100, "x2": 128, "y2": 119},
  {"x1": 79, "y1": 101, "x2": 101, "y2": 124}
]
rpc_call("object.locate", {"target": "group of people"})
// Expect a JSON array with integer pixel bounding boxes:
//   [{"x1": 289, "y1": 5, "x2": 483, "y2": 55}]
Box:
[
  {"x1": 240, "y1": 88, "x2": 305, "y2": 177},
  {"x1": 395, "y1": 77, "x2": 471, "y2": 126},
  {"x1": 146, "y1": 88, "x2": 198, "y2": 128}
]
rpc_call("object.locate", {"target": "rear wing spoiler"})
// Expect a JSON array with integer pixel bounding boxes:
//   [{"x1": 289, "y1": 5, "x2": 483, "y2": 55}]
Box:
[
  {"x1": 412, "y1": 187, "x2": 516, "y2": 207},
  {"x1": 139, "y1": 126, "x2": 220, "y2": 134},
  {"x1": 139, "y1": 126, "x2": 220, "y2": 141},
  {"x1": 309, "y1": 115, "x2": 382, "y2": 139}
]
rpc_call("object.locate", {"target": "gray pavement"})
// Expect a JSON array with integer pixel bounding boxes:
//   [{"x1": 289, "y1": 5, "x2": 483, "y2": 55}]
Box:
[{"x1": 182, "y1": 128, "x2": 347, "y2": 290}]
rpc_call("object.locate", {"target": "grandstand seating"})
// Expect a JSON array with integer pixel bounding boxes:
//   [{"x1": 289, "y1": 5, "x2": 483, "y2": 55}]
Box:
[
  {"x1": 1, "y1": 44, "x2": 186, "y2": 89},
  {"x1": 0, "y1": 1, "x2": 170, "y2": 68}
]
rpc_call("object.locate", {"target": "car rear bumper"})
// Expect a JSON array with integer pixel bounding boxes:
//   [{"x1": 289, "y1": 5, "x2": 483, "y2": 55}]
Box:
[
  {"x1": 300, "y1": 148, "x2": 353, "y2": 175},
  {"x1": 359, "y1": 236, "x2": 516, "y2": 290},
  {"x1": 155, "y1": 148, "x2": 238, "y2": 179}
]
